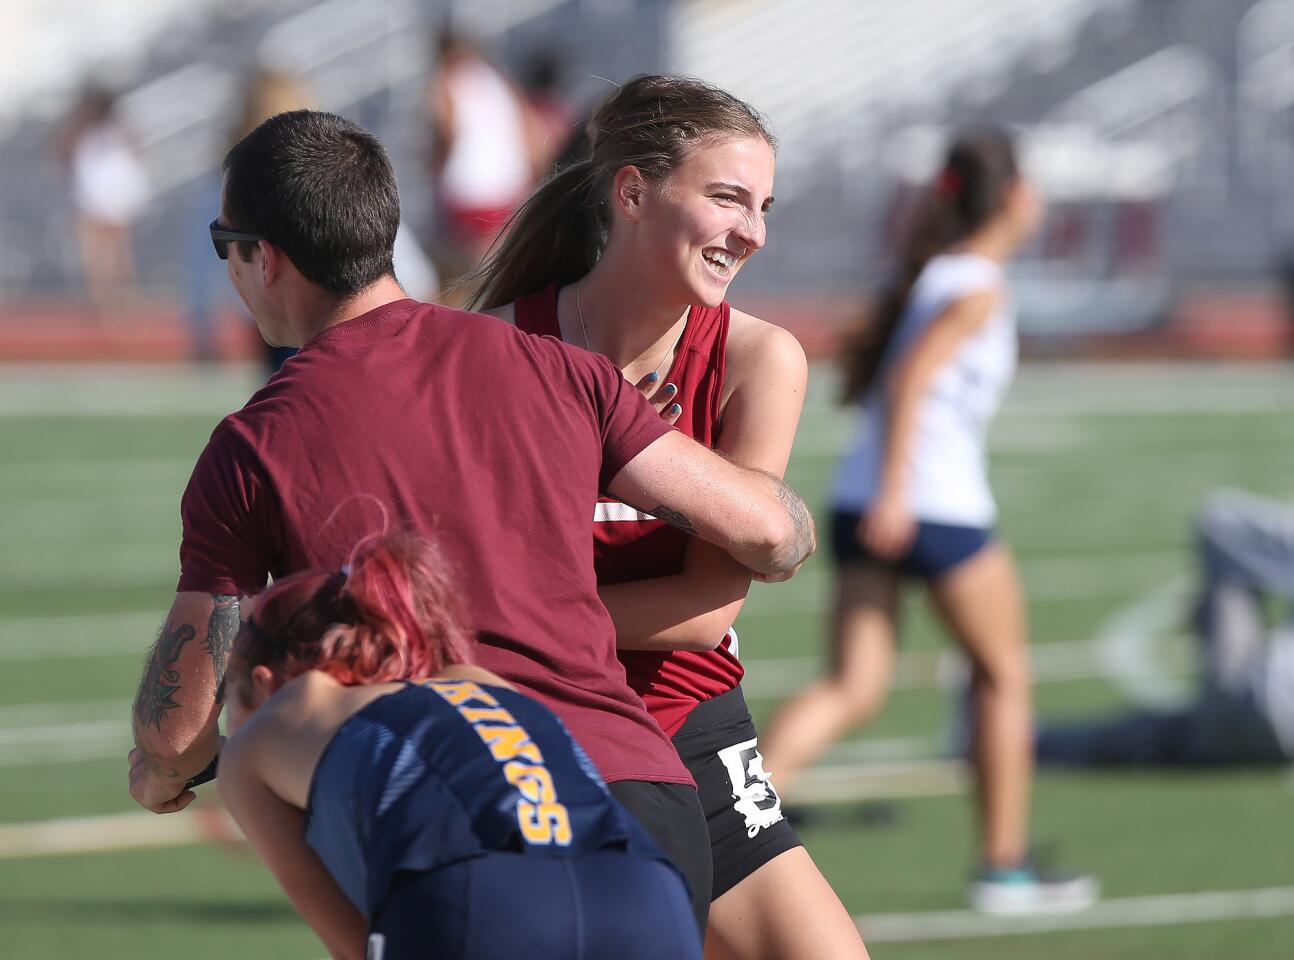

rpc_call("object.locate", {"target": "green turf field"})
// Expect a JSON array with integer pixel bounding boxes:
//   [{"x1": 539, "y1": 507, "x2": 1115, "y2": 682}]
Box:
[{"x1": 2, "y1": 362, "x2": 1293, "y2": 958}]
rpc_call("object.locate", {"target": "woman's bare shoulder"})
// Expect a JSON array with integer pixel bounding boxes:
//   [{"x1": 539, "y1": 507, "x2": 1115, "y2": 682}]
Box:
[{"x1": 724, "y1": 307, "x2": 808, "y2": 387}]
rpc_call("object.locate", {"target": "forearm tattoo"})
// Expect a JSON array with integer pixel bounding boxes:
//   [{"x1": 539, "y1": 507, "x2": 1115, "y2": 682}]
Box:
[
  {"x1": 650, "y1": 504, "x2": 696, "y2": 534},
  {"x1": 134, "y1": 740, "x2": 181, "y2": 779},
  {"x1": 134, "y1": 621, "x2": 196, "y2": 731},
  {"x1": 204, "y1": 595, "x2": 239, "y2": 703}
]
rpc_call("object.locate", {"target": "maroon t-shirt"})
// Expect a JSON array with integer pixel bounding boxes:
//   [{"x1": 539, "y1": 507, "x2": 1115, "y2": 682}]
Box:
[{"x1": 177, "y1": 299, "x2": 688, "y2": 785}]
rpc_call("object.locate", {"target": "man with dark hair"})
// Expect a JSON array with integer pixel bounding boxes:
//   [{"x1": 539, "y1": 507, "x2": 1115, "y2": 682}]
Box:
[
  {"x1": 222, "y1": 110, "x2": 399, "y2": 297},
  {"x1": 129, "y1": 110, "x2": 814, "y2": 931}
]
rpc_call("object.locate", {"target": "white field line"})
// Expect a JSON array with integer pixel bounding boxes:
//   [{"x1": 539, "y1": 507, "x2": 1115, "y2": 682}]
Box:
[
  {"x1": 0, "y1": 542, "x2": 180, "y2": 590},
  {"x1": 0, "y1": 496, "x2": 175, "y2": 530},
  {"x1": 0, "y1": 761, "x2": 939, "y2": 861},
  {"x1": 856, "y1": 886, "x2": 1294, "y2": 943},
  {"x1": 0, "y1": 757, "x2": 951, "y2": 858},
  {"x1": 8, "y1": 817, "x2": 1294, "y2": 948},
  {"x1": 792, "y1": 427, "x2": 1294, "y2": 461},
  {"x1": 0, "y1": 720, "x2": 121, "y2": 745},
  {"x1": 823, "y1": 736, "x2": 935, "y2": 764},
  {"x1": 798, "y1": 399, "x2": 1294, "y2": 431},
  {"x1": 0, "y1": 580, "x2": 1182, "y2": 666},
  {"x1": 740, "y1": 633, "x2": 1193, "y2": 701},
  {"x1": 0, "y1": 366, "x2": 257, "y2": 418},
  {"x1": 0, "y1": 698, "x2": 131, "y2": 726},
  {"x1": 1094, "y1": 576, "x2": 1194, "y2": 708},
  {"x1": 0, "y1": 490, "x2": 1201, "y2": 554},
  {"x1": 0, "y1": 700, "x2": 134, "y2": 768},
  {"x1": 4, "y1": 363, "x2": 1293, "y2": 418},
  {"x1": 796, "y1": 392, "x2": 1294, "y2": 427},
  {"x1": 741, "y1": 549, "x2": 1186, "y2": 619},
  {"x1": 793, "y1": 759, "x2": 965, "y2": 804},
  {"x1": 0, "y1": 633, "x2": 1190, "y2": 769},
  {"x1": 0, "y1": 725, "x2": 132, "y2": 768},
  {"x1": 7, "y1": 802, "x2": 1294, "y2": 957},
  {"x1": 20, "y1": 433, "x2": 1284, "y2": 480},
  {"x1": 0, "y1": 808, "x2": 233, "y2": 858},
  {"x1": 0, "y1": 456, "x2": 192, "y2": 485},
  {"x1": 0, "y1": 544, "x2": 1188, "y2": 635},
  {"x1": 0, "y1": 614, "x2": 160, "y2": 660}
]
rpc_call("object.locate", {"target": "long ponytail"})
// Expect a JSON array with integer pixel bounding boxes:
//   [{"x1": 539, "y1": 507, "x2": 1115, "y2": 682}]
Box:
[
  {"x1": 466, "y1": 159, "x2": 604, "y2": 310},
  {"x1": 841, "y1": 128, "x2": 1019, "y2": 404}
]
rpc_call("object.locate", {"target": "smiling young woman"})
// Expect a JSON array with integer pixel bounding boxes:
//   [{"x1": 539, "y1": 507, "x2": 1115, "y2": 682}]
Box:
[{"x1": 466, "y1": 75, "x2": 868, "y2": 960}]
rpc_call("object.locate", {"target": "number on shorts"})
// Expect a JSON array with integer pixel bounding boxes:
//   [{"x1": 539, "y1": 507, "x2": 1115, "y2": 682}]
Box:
[{"x1": 716, "y1": 737, "x2": 785, "y2": 838}]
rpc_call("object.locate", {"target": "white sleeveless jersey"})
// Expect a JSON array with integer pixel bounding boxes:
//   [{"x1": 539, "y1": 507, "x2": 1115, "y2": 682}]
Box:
[
  {"x1": 439, "y1": 60, "x2": 531, "y2": 207},
  {"x1": 832, "y1": 253, "x2": 1016, "y2": 526}
]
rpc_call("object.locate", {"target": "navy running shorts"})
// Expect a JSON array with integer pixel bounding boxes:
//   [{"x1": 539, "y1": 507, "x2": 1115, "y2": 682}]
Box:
[
  {"x1": 608, "y1": 779, "x2": 712, "y2": 932},
  {"x1": 367, "y1": 849, "x2": 701, "y2": 959},
  {"x1": 673, "y1": 687, "x2": 803, "y2": 900},
  {"x1": 830, "y1": 508, "x2": 992, "y2": 580}
]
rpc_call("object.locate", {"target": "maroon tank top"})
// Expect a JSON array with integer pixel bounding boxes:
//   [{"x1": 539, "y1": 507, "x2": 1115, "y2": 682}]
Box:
[{"x1": 513, "y1": 284, "x2": 745, "y2": 736}]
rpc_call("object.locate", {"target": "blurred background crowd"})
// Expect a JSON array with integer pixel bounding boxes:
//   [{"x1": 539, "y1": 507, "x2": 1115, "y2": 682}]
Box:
[{"x1": 1, "y1": 0, "x2": 1292, "y2": 364}]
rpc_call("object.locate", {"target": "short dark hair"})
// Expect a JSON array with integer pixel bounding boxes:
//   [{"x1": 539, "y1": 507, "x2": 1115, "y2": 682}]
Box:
[{"x1": 222, "y1": 110, "x2": 399, "y2": 296}]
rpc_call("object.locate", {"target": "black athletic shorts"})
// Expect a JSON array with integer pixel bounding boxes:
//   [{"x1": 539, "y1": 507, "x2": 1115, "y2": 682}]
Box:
[
  {"x1": 609, "y1": 778, "x2": 712, "y2": 933},
  {"x1": 673, "y1": 686, "x2": 803, "y2": 900}
]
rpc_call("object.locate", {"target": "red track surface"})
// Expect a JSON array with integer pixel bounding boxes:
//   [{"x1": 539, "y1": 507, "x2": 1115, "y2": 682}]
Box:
[{"x1": 0, "y1": 294, "x2": 1288, "y2": 363}]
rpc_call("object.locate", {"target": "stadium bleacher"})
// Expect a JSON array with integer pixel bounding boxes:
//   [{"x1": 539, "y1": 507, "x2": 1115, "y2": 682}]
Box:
[{"x1": 0, "y1": 0, "x2": 1289, "y2": 350}]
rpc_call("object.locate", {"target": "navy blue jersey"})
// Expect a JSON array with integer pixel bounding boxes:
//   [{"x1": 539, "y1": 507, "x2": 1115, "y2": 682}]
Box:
[{"x1": 305, "y1": 679, "x2": 669, "y2": 918}]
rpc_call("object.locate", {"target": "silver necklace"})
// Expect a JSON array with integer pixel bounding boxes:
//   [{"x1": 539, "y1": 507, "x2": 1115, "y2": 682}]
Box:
[{"x1": 576, "y1": 285, "x2": 687, "y2": 382}]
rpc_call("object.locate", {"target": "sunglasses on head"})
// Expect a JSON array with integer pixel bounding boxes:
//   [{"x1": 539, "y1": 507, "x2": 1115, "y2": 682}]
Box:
[{"x1": 209, "y1": 219, "x2": 265, "y2": 260}]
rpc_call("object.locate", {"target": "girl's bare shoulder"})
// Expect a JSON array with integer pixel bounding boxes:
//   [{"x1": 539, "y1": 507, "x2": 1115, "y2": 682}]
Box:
[{"x1": 724, "y1": 307, "x2": 808, "y2": 389}]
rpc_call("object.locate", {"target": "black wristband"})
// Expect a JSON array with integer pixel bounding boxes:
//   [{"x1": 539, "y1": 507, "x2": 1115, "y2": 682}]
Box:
[{"x1": 185, "y1": 756, "x2": 219, "y2": 790}]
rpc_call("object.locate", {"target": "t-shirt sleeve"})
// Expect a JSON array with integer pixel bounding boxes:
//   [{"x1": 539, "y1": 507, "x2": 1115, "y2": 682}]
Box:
[
  {"x1": 176, "y1": 423, "x2": 279, "y2": 596},
  {"x1": 571, "y1": 351, "x2": 673, "y2": 490}
]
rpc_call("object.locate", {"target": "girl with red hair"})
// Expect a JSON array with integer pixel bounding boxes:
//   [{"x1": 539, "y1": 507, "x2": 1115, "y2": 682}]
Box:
[{"x1": 211, "y1": 532, "x2": 699, "y2": 960}]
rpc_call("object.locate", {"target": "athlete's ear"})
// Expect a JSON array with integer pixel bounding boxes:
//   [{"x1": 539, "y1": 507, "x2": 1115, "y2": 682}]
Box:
[
  {"x1": 249, "y1": 664, "x2": 277, "y2": 704},
  {"x1": 612, "y1": 165, "x2": 648, "y2": 221},
  {"x1": 257, "y1": 240, "x2": 282, "y2": 287}
]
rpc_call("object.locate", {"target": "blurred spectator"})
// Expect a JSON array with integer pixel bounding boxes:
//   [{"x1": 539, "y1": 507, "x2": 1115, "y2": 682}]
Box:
[
  {"x1": 1038, "y1": 489, "x2": 1294, "y2": 767},
  {"x1": 518, "y1": 48, "x2": 576, "y2": 178},
  {"x1": 1114, "y1": 200, "x2": 1158, "y2": 274},
  {"x1": 238, "y1": 70, "x2": 318, "y2": 371},
  {"x1": 1278, "y1": 251, "x2": 1294, "y2": 359},
  {"x1": 232, "y1": 67, "x2": 315, "y2": 145},
  {"x1": 183, "y1": 68, "x2": 317, "y2": 364},
  {"x1": 56, "y1": 85, "x2": 149, "y2": 310},
  {"x1": 426, "y1": 30, "x2": 531, "y2": 297},
  {"x1": 760, "y1": 129, "x2": 1098, "y2": 915}
]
